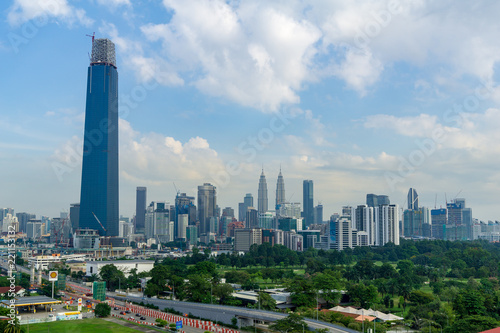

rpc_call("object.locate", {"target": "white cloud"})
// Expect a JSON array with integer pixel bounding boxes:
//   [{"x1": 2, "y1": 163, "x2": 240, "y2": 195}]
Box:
[
  {"x1": 86, "y1": 1, "x2": 500, "y2": 110},
  {"x1": 363, "y1": 109, "x2": 500, "y2": 153},
  {"x1": 119, "y1": 119, "x2": 225, "y2": 184},
  {"x1": 99, "y1": 22, "x2": 183, "y2": 86},
  {"x1": 334, "y1": 49, "x2": 383, "y2": 95},
  {"x1": 96, "y1": 0, "x2": 131, "y2": 9},
  {"x1": 7, "y1": 0, "x2": 92, "y2": 27},
  {"x1": 139, "y1": 0, "x2": 321, "y2": 111}
]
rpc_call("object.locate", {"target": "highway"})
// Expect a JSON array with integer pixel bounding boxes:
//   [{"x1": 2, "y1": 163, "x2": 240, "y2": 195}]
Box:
[
  {"x1": 0, "y1": 262, "x2": 356, "y2": 333},
  {"x1": 112, "y1": 295, "x2": 358, "y2": 333}
]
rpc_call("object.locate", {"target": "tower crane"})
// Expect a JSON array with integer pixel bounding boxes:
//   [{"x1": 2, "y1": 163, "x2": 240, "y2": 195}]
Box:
[{"x1": 91, "y1": 212, "x2": 107, "y2": 233}]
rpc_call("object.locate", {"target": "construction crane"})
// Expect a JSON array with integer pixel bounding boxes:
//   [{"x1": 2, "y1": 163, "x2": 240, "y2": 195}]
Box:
[
  {"x1": 91, "y1": 212, "x2": 107, "y2": 233},
  {"x1": 86, "y1": 32, "x2": 95, "y2": 61},
  {"x1": 173, "y1": 182, "x2": 180, "y2": 197},
  {"x1": 86, "y1": 32, "x2": 95, "y2": 43}
]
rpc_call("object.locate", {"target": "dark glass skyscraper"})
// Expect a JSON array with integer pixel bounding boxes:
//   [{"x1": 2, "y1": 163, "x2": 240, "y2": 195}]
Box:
[
  {"x1": 135, "y1": 187, "x2": 147, "y2": 233},
  {"x1": 407, "y1": 188, "x2": 418, "y2": 210},
  {"x1": 197, "y1": 183, "x2": 216, "y2": 235},
  {"x1": 303, "y1": 180, "x2": 314, "y2": 227},
  {"x1": 79, "y1": 38, "x2": 119, "y2": 236}
]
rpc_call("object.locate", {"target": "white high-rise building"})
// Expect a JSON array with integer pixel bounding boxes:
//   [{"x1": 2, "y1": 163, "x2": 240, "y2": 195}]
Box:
[
  {"x1": 177, "y1": 214, "x2": 188, "y2": 240},
  {"x1": 27, "y1": 221, "x2": 43, "y2": 240},
  {"x1": 329, "y1": 216, "x2": 355, "y2": 250},
  {"x1": 2, "y1": 214, "x2": 18, "y2": 233},
  {"x1": 375, "y1": 204, "x2": 400, "y2": 246},
  {"x1": 119, "y1": 220, "x2": 134, "y2": 238},
  {"x1": 145, "y1": 201, "x2": 172, "y2": 242},
  {"x1": 278, "y1": 202, "x2": 301, "y2": 219},
  {"x1": 355, "y1": 205, "x2": 375, "y2": 245}
]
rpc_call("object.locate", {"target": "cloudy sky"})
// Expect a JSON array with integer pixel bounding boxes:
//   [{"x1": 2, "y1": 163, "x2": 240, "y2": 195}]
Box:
[{"x1": 1, "y1": 0, "x2": 500, "y2": 222}]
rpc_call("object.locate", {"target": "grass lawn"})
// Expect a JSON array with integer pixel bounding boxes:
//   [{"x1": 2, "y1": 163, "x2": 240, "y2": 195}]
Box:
[{"x1": 27, "y1": 318, "x2": 141, "y2": 333}]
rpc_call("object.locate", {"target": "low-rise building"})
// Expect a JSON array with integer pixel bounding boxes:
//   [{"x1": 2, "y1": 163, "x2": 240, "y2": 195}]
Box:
[{"x1": 86, "y1": 260, "x2": 154, "y2": 277}]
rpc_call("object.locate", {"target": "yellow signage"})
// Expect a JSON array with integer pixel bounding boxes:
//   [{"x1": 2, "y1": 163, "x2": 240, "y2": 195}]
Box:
[{"x1": 49, "y1": 271, "x2": 58, "y2": 282}]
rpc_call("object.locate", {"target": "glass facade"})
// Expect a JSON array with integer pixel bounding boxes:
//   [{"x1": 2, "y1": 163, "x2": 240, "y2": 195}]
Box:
[
  {"x1": 303, "y1": 180, "x2": 314, "y2": 227},
  {"x1": 79, "y1": 39, "x2": 119, "y2": 237}
]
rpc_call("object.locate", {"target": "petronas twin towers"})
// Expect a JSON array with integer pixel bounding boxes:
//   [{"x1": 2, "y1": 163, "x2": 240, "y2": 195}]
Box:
[{"x1": 257, "y1": 168, "x2": 286, "y2": 214}]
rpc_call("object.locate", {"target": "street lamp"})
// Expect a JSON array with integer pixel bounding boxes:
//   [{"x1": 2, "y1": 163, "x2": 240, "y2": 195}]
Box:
[
  {"x1": 316, "y1": 292, "x2": 318, "y2": 321},
  {"x1": 443, "y1": 312, "x2": 449, "y2": 328}
]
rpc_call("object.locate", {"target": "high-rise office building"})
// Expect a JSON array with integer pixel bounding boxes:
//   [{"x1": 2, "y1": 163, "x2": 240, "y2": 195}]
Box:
[
  {"x1": 314, "y1": 204, "x2": 323, "y2": 224},
  {"x1": 175, "y1": 192, "x2": 195, "y2": 238},
  {"x1": 145, "y1": 201, "x2": 172, "y2": 242},
  {"x1": 135, "y1": 187, "x2": 147, "y2": 233},
  {"x1": 222, "y1": 207, "x2": 234, "y2": 219},
  {"x1": 197, "y1": 183, "x2": 217, "y2": 235},
  {"x1": 431, "y1": 208, "x2": 447, "y2": 239},
  {"x1": 407, "y1": 188, "x2": 418, "y2": 210},
  {"x1": 275, "y1": 168, "x2": 285, "y2": 209},
  {"x1": 27, "y1": 221, "x2": 43, "y2": 240},
  {"x1": 177, "y1": 214, "x2": 188, "y2": 240},
  {"x1": 0, "y1": 208, "x2": 14, "y2": 223},
  {"x1": 69, "y1": 203, "x2": 80, "y2": 231},
  {"x1": 79, "y1": 38, "x2": 119, "y2": 236},
  {"x1": 245, "y1": 207, "x2": 258, "y2": 228},
  {"x1": 329, "y1": 215, "x2": 354, "y2": 251},
  {"x1": 258, "y1": 170, "x2": 268, "y2": 214},
  {"x1": 366, "y1": 194, "x2": 390, "y2": 207},
  {"x1": 403, "y1": 209, "x2": 424, "y2": 237},
  {"x1": 238, "y1": 193, "x2": 254, "y2": 221},
  {"x1": 16, "y1": 212, "x2": 36, "y2": 233},
  {"x1": 303, "y1": 180, "x2": 314, "y2": 227},
  {"x1": 278, "y1": 202, "x2": 301, "y2": 219}
]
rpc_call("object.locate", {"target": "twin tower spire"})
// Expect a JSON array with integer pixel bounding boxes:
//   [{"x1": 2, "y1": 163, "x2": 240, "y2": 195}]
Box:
[{"x1": 258, "y1": 167, "x2": 285, "y2": 214}]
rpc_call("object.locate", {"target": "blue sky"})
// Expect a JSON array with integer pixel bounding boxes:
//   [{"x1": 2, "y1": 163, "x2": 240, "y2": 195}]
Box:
[{"x1": 2, "y1": 0, "x2": 500, "y2": 222}]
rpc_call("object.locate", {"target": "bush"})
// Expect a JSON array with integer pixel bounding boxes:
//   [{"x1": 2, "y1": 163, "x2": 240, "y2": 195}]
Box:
[{"x1": 95, "y1": 303, "x2": 111, "y2": 318}]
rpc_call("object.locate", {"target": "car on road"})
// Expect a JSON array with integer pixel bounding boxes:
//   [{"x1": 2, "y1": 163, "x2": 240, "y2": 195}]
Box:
[
  {"x1": 120, "y1": 311, "x2": 126, "y2": 315},
  {"x1": 140, "y1": 316, "x2": 146, "y2": 320},
  {"x1": 114, "y1": 307, "x2": 119, "y2": 310},
  {"x1": 135, "y1": 313, "x2": 140, "y2": 317},
  {"x1": 125, "y1": 310, "x2": 131, "y2": 314}
]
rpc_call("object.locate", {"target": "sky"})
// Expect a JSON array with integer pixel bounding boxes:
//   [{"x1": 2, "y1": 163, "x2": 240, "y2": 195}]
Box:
[{"x1": 1, "y1": 0, "x2": 500, "y2": 222}]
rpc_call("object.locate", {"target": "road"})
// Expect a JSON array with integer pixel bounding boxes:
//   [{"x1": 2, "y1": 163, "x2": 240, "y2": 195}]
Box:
[
  {"x1": 2, "y1": 263, "x2": 356, "y2": 333},
  {"x1": 112, "y1": 295, "x2": 358, "y2": 333}
]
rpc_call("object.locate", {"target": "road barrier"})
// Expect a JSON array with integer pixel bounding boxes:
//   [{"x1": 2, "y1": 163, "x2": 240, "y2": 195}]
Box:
[{"x1": 113, "y1": 303, "x2": 240, "y2": 333}]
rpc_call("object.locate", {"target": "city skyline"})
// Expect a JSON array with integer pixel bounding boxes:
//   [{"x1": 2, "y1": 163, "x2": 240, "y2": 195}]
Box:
[{"x1": 2, "y1": 1, "x2": 500, "y2": 221}]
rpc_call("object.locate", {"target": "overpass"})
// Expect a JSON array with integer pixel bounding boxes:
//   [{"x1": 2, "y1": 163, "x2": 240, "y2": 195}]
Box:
[
  {"x1": 112, "y1": 295, "x2": 358, "y2": 333},
  {"x1": 1, "y1": 262, "x2": 357, "y2": 333}
]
